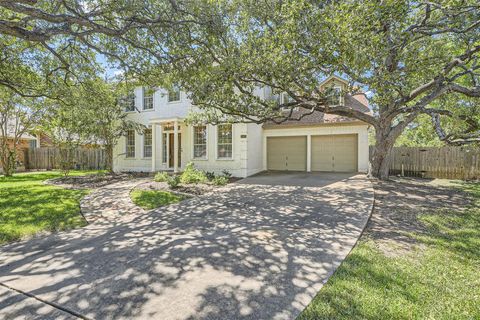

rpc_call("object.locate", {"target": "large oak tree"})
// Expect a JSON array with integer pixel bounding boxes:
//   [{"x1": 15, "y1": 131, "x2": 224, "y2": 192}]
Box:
[{"x1": 157, "y1": 0, "x2": 480, "y2": 179}]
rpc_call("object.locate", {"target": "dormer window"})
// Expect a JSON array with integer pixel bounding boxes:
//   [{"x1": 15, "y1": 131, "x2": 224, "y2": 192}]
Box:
[
  {"x1": 123, "y1": 93, "x2": 135, "y2": 112},
  {"x1": 326, "y1": 85, "x2": 344, "y2": 106},
  {"x1": 143, "y1": 87, "x2": 154, "y2": 110},
  {"x1": 168, "y1": 86, "x2": 181, "y2": 102}
]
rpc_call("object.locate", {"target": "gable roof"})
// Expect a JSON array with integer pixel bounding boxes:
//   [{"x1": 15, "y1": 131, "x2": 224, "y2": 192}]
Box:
[
  {"x1": 318, "y1": 75, "x2": 349, "y2": 88},
  {"x1": 263, "y1": 76, "x2": 371, "y2": 128}
]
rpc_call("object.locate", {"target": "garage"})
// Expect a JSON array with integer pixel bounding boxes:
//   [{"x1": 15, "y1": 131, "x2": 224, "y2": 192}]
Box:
[
  {"x1": 267, "y1": 136, "x2": 307, "y2": 171},
  {"x1": 311, "y1": 134, "x2": 357, "y2": 172}
]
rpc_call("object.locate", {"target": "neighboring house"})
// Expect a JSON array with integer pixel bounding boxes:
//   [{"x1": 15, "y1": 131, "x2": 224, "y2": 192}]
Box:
[
  {"x1": 0, "y1": 132, "x2": 39, "y2": 172},
  {"x1": 113, "y1": 76, "x2": 370, "y2": 177}
]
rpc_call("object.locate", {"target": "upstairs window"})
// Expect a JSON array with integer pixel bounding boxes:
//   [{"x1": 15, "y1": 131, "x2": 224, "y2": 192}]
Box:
[
  {"x1": 217, "y1": 124, "x2": 232, "y2": 159},
  {"x1": 264, "y1": 86, "x2": 280, "y2": 104},
  {"x1": 193, "y1": 125, "x2": 207, "y2": 159},
  {"x1": 143, "y1": 87, "x2": 154, "y2": 110},
  {"x1": 168, "y1": 86, "x2": 180, "y2": 102},
  {"x1": 326, "y1": 86, "x2": 344, "y2": 106},
  {"x1": 143, "y1": 128, "x2": 152, "y2": 158},
  {"x1": 124, "y1": 93, "x2": 135, "y2": 112},
  {"x1": 126, "y1": 130, "x2": 135, "y2": 158},
  {"x1": 280, "y1": 93, "x2": 296, "y2": 111}
]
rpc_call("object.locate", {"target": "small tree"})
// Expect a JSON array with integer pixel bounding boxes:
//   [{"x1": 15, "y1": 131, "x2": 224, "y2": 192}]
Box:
[
  {"x1": 42, "y1": 101, "x2": 96, "y2": 176},
  {"x1": 0, "y1": 89, "x2": 45, "y2": 176},
  {"x1": 82, "y1": 79, "x2": 144, "y2": 173}
]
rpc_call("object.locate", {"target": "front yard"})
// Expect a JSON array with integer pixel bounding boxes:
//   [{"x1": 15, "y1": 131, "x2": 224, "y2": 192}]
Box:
[
  {"x1": 0, "y1": 171, "x2": 99, "y2": 244},
  {"x1": 299, "y1": 179, "x2": 480, "y2": 319}
]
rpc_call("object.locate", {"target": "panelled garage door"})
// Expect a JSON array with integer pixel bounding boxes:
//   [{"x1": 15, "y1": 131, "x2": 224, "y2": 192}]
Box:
[
  {"x1": 267, "y1": 136, "x2": 307, "y2": 171},
  {"x1": 311, "y1": 134, "x2": 358, "y2": 172}
]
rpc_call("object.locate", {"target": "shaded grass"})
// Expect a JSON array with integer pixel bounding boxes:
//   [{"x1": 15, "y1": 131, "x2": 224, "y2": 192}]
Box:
[
  {"x1": 298, "y1": 182, "x2": 480, "y2": 320},
  {"x1": 130, "y1": 189, "x2": 186, "y2": 210},
  {"x1": 0, "y1": 171, "x2": 98, "y2": 244}
]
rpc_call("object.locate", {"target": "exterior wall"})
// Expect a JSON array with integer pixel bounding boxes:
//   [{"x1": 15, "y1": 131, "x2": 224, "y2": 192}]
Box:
[
  {"x1": 185, "y1": 123, "x2": 249, "y2": 177},
  {"x1": 113, "y1": 86, "x2": 191, "y2": 172},
  {"x1": 112, "y1": 80, "x2": 370, "y2": 176},
  {"x1": 246, "y1": 123, "x2": 264, "y2": 176},
  {"x1": 263, "y1": 123, "x2": 370, "y2": 173}
]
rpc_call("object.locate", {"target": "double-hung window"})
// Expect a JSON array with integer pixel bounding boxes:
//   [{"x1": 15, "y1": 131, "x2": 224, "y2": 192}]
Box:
[
  {"x1": 126, "y1": 130, "x2": 135, "y2": 158},
  {"x1": 326, "y1": 86, "x2": 343, "y2": 106},
  {"x1": 143, "y1": 128, "x2": 152, "y2": 158},
  {"x1": 143, "y1": 87, "x2": 154, "y2": 110},
  {"x1": 217, "y1": 124, "x2": 232, "y2": 159},
  {"x1": 193, "y1": 125, "x2": 207, "y2": 159},
  {"x1": 168, "y1": 86, "x2": 180, "y2": 102}
]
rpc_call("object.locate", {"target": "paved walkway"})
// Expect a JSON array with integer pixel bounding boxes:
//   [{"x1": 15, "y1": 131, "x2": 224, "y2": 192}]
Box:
[
  {"x1": 80, "y1": 179, "x2": 149, "y2": 222},
  {"x1": 0, "y1": 172, "x2": 373, "y2": 320}
]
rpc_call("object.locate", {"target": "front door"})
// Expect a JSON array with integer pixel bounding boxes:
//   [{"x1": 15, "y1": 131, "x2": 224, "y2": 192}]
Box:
[{"x1": 168, "y1": 133, "x2": 181, "y2": 168}]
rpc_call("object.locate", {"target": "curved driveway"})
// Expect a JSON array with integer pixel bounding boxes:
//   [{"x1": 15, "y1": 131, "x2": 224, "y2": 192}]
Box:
[{"x1": 0, "y1": 172, "x2": 373, "y2": 320}]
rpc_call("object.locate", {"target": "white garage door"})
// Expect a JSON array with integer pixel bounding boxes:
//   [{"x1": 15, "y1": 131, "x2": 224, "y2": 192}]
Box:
[
  {"x1": 311, "y1": 134, "x2": 358, "y2": 172},
  {"x1": 267, "y1": 136, "x2": 307, "y2": 171}
]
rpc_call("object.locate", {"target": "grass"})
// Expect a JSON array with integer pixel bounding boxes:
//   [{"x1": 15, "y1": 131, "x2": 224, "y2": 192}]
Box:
[
  {"x1": 130, "y1": 189, "x2": 186, "y2": 210},
  {"x1": 299, "y1": 182, "x2": 480, "y2": 320},
  {"x1": 0, "y1": 171, "x2": 99, "y2": 245}
]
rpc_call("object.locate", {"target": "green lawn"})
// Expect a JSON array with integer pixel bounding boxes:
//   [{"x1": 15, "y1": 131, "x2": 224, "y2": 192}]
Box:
[
  {"x1": 298, "y1": 182, "x2": 480, "y2": 319},
  {"x1": 0, "y1": 171, "x2": 98, "y2": 244},
  {"x1": 130, "y1": 189, "x2": 186, "y2": 210}
]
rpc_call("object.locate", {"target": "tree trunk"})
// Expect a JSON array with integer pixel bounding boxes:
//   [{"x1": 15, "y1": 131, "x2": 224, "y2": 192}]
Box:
[
  {"x1": 1, "y1": 149, "x2": 16, "y2": 177},
  {"x1": 369, "y1": 125, "x2": 398, "y2": 180},
  {"x1": 105, "y1": 144, "x2": 114, "y2": 174}
]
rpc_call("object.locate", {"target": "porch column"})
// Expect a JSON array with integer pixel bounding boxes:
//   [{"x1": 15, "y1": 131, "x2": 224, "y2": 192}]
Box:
[
  {"x1": 173, "y1": 120, "x2": 179, "y2": 173},
  {"x1": 151, "y1": 124, "x2": 156, "y2": 172},
  {"x1": 307, "y1": 134, "x2": 312, "y2": 172}
]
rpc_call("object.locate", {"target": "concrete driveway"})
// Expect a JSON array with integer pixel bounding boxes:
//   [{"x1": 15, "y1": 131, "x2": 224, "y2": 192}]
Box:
[{"x1": 0, "y1": 172, "x2": 373, "y2": 320}]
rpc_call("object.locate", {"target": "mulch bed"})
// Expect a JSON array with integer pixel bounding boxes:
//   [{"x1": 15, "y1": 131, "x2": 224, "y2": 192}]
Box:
[{"x1": 46, "y1": 173, "x2": 137, "y2": 189}]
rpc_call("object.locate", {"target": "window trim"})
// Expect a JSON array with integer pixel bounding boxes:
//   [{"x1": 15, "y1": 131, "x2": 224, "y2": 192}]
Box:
[
  {"x1": 143, "y1": 127, "x2": 152, "y2": 158},
  {"x1": 125, "y1": 130, "x2": 136, "y2": 158},
  {"x1": 327, "y1": 85, "x2": 344, "y2": 106},
  {"x1": 143, "y1": 87, "x2": 154, "y2": 111},
  {"x1": 191, "y1": 125, "x2": 208, "y2": 160},
  {"x1": 215, "y1": 124, "x2": 234, "y2": 160},
  {"x1": 167, "y1": 87, "x2": 181, "y2": 103}
]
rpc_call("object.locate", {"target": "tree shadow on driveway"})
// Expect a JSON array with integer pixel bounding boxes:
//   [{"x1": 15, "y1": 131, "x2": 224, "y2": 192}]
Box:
[{"x1": 0, "y1": 173, "x2": 373, "y2": 320}]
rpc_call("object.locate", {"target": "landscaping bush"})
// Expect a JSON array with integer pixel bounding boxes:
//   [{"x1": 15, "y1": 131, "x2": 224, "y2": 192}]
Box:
[
  {"x1": 205, "y1": 171, "x2": 216, "y2": 181},
  {"x1": 180, "y1": 162, "x2": 207, "y2": 184},
  {"x1": 221, "y1": 169, "x2": 232, "y2": 178},
  {"x1": 212, "y1": 176, "x2": 229, "y2": 186},
  {"x1": 154, "y1": 171, "x2": 169, "y2": 182},
  {"x1": 166, "y1": 175, "x2": 181, "y2": 189}
]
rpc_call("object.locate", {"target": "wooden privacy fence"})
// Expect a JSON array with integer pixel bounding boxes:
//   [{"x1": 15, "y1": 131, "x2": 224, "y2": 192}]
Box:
[
  {"x1": 24, "y1": 147, "x2": 106, "y2": 171},
  {"x1": 370, "y1": 146, "x2": 480, "y2": 180}
]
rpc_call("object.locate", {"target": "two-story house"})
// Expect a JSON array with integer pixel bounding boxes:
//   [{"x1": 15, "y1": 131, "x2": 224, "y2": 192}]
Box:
[{"x1": 113, "y1": 76, "x2": 371, "y2": 177}]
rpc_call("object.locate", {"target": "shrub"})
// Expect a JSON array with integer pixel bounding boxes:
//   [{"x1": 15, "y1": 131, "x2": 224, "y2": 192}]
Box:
[
  {"x1": 180, "y1": 162, "x2": 207, "y2": 184},
  {"x1": 205, "y1": 171, "x2": 216, "y2": 181},
  {"x1": 166, "y1": 175, "x2": 181, "y2": 189},
  {"x1": 221, "y1": 169, "x2": 232, "y2": 178},
  {"x1": 154, "y1": 171, "x2": 169, "y2": 182},
  {"x1": 212, "y1": 176, "x2": 229, "y2": 186}
]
